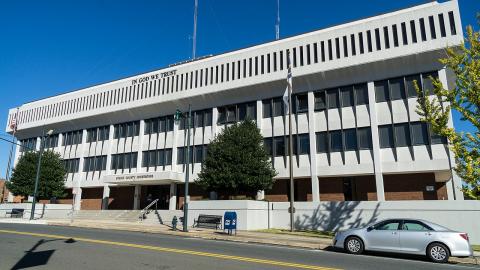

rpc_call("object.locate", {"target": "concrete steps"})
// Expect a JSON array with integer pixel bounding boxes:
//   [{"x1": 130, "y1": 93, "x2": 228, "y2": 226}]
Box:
[
  {"x1": 141, "y1": 210, "x2": 183, "y2": 225},
  {"x1": 71, "y1": 210, "x2": 183, "y2": 225}
]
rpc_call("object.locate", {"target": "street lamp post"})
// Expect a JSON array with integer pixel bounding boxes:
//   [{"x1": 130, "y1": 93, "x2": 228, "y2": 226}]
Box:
[
  {"x1": 174, "y1": 105, "x2": 192, "y2": 232},
  {"x1": 30, "y1": 129, "x2": 53, "y2": 220}
]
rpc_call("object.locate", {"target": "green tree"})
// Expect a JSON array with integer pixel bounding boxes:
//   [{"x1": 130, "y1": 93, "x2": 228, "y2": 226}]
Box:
[
  {"x1": 197, "y1": 119, "x2": 277, "y2": 198},
  {"x1": 415, "y1": 17, "x2": 480, "y2": 199},
  {"x1": 7, "y1": 150, "x2": 67, "y2": 200}
]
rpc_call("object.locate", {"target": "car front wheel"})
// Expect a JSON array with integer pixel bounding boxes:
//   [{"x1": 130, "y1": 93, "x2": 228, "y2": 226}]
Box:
[
  {"x1": 345, "y1": 236, "x2": 364, "y2": 255},
  {"x1": 427, "y1": 243, "x2": 450, "y2": 263}
]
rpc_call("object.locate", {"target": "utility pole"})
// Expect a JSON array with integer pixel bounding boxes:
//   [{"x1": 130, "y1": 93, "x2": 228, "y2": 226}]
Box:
[{"x1": 30, "y1": 129, "x2": 53, "y2": 220}]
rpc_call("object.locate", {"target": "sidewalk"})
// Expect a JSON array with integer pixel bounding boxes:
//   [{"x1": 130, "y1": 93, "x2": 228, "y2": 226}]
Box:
[{"x1": 2, "y1": 218, "x2": 478, "y2": 265}]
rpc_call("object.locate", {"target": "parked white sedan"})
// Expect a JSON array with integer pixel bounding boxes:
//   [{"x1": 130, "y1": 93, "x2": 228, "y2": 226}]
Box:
[{"x1": 333, "y1": 218, "x2": 473, "y2": 263}]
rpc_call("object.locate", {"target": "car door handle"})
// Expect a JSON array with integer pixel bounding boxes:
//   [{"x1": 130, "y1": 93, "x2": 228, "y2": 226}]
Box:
[
  {"x1": 425, "y1": 232, "x2": 432, "y2": 236},
  {"x1": 392, "y1": 232, "x2": 397, "y2": 235}
]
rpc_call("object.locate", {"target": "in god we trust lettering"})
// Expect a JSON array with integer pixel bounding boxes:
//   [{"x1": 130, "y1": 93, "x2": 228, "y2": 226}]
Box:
[{"x1": 131, "y1": 70, "x2": 177, "y2": 85}]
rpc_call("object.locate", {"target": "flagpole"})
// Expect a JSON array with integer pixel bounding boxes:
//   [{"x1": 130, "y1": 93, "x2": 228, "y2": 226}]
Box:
[
  {"x1": 287, "y1": 50, "x2": 295, "y2": 232},
  {"x1": 2, "y1": 108, "x2": 19, "y2": 203}
]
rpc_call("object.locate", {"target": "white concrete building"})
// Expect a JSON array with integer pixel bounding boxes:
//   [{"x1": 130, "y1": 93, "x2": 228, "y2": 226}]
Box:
[{"x1": 6, "y1": 0, "x2": 465, "y2": 210}]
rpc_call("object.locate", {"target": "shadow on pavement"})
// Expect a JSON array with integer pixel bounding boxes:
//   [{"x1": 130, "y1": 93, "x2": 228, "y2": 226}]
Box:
[{"x1": 10, "y1": 238, "x2": 76, "y2": 270}]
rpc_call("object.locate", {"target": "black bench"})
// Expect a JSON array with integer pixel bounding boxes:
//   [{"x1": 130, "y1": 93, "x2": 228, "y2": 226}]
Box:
[
  {"x1": 193, "y1": 214, "x2": 222, "y2": 229},
  {"x1": 6, "y1": 208, "x2": 24, "y2": 218}
]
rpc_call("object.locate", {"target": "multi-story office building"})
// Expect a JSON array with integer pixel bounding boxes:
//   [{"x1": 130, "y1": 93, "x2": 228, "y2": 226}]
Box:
[{"x1": 6, "y1": 0, "x2": 465, "y2": 210}]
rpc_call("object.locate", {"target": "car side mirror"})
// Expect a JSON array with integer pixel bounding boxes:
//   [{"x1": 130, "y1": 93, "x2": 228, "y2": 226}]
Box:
[{"x1": 367, "y1": 226, "x2": 373, "y2": 232}]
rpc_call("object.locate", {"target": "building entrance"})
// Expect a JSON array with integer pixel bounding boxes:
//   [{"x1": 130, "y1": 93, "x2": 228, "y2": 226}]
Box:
[{"x1": 141, "y1": 185, "x2": 171, "y2": 209}]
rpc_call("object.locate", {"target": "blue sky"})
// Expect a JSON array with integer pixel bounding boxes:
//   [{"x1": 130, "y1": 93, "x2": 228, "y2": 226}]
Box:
[{"x1": 0, "y1": 0, "x2": 477, "y2": 177}]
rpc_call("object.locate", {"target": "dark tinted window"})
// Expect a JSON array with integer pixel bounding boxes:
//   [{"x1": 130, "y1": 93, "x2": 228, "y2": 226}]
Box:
[
  {"x1": 379, "y1": 125, "x2": 394, "y2": 148},
  {"x1": 273, "y1": 98, "x2": 284, "y2": 117},
  {"x1": 375, "y1": 80, "x2": 389, "y2": 102},
  {"x1": 405, "y1": 74, "x2": 421, "y2": 97},
  {"x1": 410, "y1": 20, "x2": 418, "y2": 43},
  {"x1": 438, "y1": 14, "x2": 446, "y2": 37},
  {"x1": 448, "y1": 11, "x2": 457, "y2": 35},
  {"x1": 394, "y1": 123, "x2": 411, "y2": 147},
  {"x1": 296, "y1": 94, "x2": 308, "y2": 113},
  {"x1": 316, "y1": 132, "x2": 328, "y2": 153},
  {"x1": 314, "y1": 91, "x2": 326, "y2": 111},
  {"x1": 422, "y1": 72, "x2": 438, "y2": 95},
  {"x1": 411, "y1": 122, "x2": 429, "y2": 145},
  {"x1": 344, "y1": 129, "x2": 357, "y2": 151},
  {"x1": 297, "y1": 134, "x2": 310, "y2": 155},
  {"x1": 390, "y1": 78, "x2": 406, "y2": 100},
  {"x1": 340, "y1": 87, "x2": 354, "y2": 107},
  {"x1": 274, "y1": 137, "x2": 285, "y2": 156},
  {"x1": 330, "y1": 130, "x2": 342, "y2": 152},
  {"x1": 358, "y1": 127, "x2": 372, "y2": 149},
  {"x1": 355, "y1": 84, "x2": 369, "y2": 105},
  {"x1": 420, "y1": 18, "x2": 427, "y2": 41},
  {"x1": 327, "y1": 89, "x2": 339, "y2": 109},
  {"x1": 429, "y1": 16, "x2": 436, "y2": 39},
  {"x1": 262, "y1": 100, "x2": 272, "y2": 118}
]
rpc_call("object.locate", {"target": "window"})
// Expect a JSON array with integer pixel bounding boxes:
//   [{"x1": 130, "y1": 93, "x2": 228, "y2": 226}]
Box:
[
  {"x1": 358, "y1": 127, "x2": 372, "y2": 149},
  {"x1": 263, "y1": 138, "x2": 272, "y2": 155},
  {"x1": 375, "y1": 220, "x2": 400, "y2": 231},
  {"x1": 280, "y1": 51, "x2": 284, "y2": 70},
  {"x1": 295, "y1": 94, "x2": 308, "y2": 113},
  {"x1": 87, "y1": 126, "x2": 110, "y2": 142},
  {"x1": 63, "y1": 130, "x2": 83, "y2": 146},
  {"x1": 343, "y1": 36, "x2": 348, "y2": 57},
  {"x1": 420, "y1": 18, "x2": 427, "y2": 41},
  {"x1": 411, "y1": 122, "x2": 429, "y2": 145},
  {"x1": 273, "y1": 98, "x2": 284, "y2": 117},
  {"x1": 359, "y1": 32, "x2": 364, "y2": 54},
  {"x1": 429, "y1": 16, "x2": 436, "y2": 39},
  {"x1": 249, "y1": 58, "x2": 252, "y2": 77},
  {"x1": 274, "y1": 137, "x2": 285, "y2": 156},
  {"x1": 383, "y1": 26, "x2": 390, "y2": 49},
  {"x1": 111, "y1": 152, "x2": 137, "y2": 171},
  {"x1": 254, "y1": 57, "x2": 258, "y2": 75},
  {"x1": 297, "y1": 134, "x2": 310, "y2": 155},
  {"x1": 328, "y1": 39, "x2": 333, "y2": 60},
  {"x1": 226, "y1": 106, "x2": 236, "y2": 123},
  {"x1": 313, "y1": 43, "x2": 318, "y2": 63},
  {"x1": 402, "y1": 221, "x2": 432, "y2": 231},
  {"x1": 392, "y1": 24, "x2": 399, "y2": 47},
  {"x1": 390, "y1": 77, "x2": 406, "y2": 100},
  {"x1": 142, "y1": 149, "x2": 172, "y2": 167},
  {"x1": 44, "y1": 134, "x2": 59, "y2": 149},
  {"x1": 321, "y1": 41, "x2": 325, "y2": 62},
  {"x1": 405, "y1": 74, "x2": 421, "y2": 97},
  {"x1": 344, "y1": 129, "x2": 357, "y2": 151},
  {"x1": 293, "y1": 48, "x2": 297, "y2": 67},
  {"x1": 350, "y1": 34, "x2": 356, "y2": 56},
  {"x1": 431, "y1": 130, "x2": 447, "y2": 145},
  {"x1": 379, "y1": 125, "x2": 394, "y2": 148},
  {"x1": 410, "y1": 20, "x2": 417, "y2": 43},
  {"x1": 340, "y1": 86, "x2": 354, "y2": 107},
  {"x1": 262, "y1": 100, "x2": 272, "y2": 118},
  {"x1": 374, "y1": 28, "x2": 381, "y2": 50},
  {"x1": 327, "y1": 89, "x2": 339, "y2": 109},
  {"x1": 394, "y1": 123, "x2": 411, "y2": 147},
  {"x1": 218, "y1": 103, "x2": 255, "y2": 124},
  {"x1": 401, "y1": 22, "x2": 408, "y2": 45},
  {"x1": 83, "y1": 155, "x2": 107, "y2": 172},
  {"x1": 366, "y1": 30, "x2": 373, "y2": 52},
  {"x1": 316, "y1": 132, "x2": 328, "y2": 153},
  {"x1": 330, "y1": 130, "x2": 342, "y2": 152},
  {"x1": 448, "y1": 11, "x2": 457, "y2": 35},
  {"x1": 299, "y1": 46, "x2": 304, "y2": 66},
  {"x1": 422, "y1": 72, "x2": 438, "y2": 95},
  {"x1": 355, "y1": 84, "x2": 369, "y2": 105},
  {"x1": 438, "y1": 14, "x2": 446, "y2": 37},
  {"x1": 335, "y1": 38, "x2": 340, "y2": 59},
  {"x1": 374, "y1": 80, "x2": 389, "y2": 102},
  {"x1": 20, "y1": 138, "x2": 37, "y2": 152},
  {"x1": 63, "y1": 158, "x2": 79, "y2": 173},
  {"x1": 314, "y1": 91, "x2": 326, "y2": 111},
  {"x1": 238, "y1": 102, "x2": 256, "y2": 121},
  {"x1": 218, "y1": 107, "x2": 226, "y2": 123},
  {"x1": 266, "y1": 54, "x2": 270, "y2": 73}
]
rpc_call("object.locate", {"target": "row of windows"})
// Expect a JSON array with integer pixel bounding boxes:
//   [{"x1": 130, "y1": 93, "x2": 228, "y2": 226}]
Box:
[
  {"x1": 87, "y1": 126, "x2": 110, "y2": 143},
  {"x1": 43, "y1": 134, "x2": 59, "y2": 149},
  {"x1": 317, "y1": 127, "x2": 372, "y2": 153},
  {"x1": 141, "y1": 149, "x2": 173, "y2": 167},
  {"x1": 179, "y1": 109, "x2": 213, "y2": 129},
  {"x1": 177, "y1": 145, "x2": 208, "y2": 164},
  {"x1": 379, "y1": 121, "x2": 446, "y2": 148},
  {"x1": 263, "y1": 134, "x2": 310, "y2": 157},
  {"x1": 111, "y1": 152, "x2": 138, "y2": 171},
  {"x1": 114, "y1": 121, "x2": 140, "y2": 139},
  {"x1": 375, "y1": 72, "x2": 438, "y2": 102},
  {"x1": 19, "y1": 138, "x2": 37, "y2": 152},
  {"x1": 144, "y1": 115, "x2": 174, "y2": 134},
  {"x1": 218, "y1": 102, "x2": 256, "y2": 124},
  {"x1": 83, "y1": 155, "x2": 107, "y2": 172},
  {"x1": 15, "y1": 10, "x2": 456, "y2": 126},
  {"x1": 314, "y1": 83, "x2": 369, "y2": 111},
  {"x1": 62, "y1": 130, "x2": 83, "y2": 146},
  {"x1": 63, "y1": 158, "x2": 79, "y2": 173}
]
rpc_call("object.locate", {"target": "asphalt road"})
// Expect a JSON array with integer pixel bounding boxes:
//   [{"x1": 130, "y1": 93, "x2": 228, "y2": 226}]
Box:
[{"x1": 0, "y1": 223, "x2": 477, "y2": 270}]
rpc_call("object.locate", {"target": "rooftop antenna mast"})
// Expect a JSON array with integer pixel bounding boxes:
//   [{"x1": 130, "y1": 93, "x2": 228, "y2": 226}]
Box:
[
  {"x1": 276, "y1": 0, "x2": 280, "y2": 40},
  {"x1": 193, "y1": 0, "x2": 198, "y2": 59}
]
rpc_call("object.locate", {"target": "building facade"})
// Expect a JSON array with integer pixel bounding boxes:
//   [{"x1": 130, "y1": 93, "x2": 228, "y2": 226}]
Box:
[{"x1": 6, "y1": 1, "x2": 465, "y2": 210}]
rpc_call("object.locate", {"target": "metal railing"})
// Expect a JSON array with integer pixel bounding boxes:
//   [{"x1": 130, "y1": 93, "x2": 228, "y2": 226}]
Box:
[{"x1": 138, "y1": 199, "x2": 159, "y2": 221}]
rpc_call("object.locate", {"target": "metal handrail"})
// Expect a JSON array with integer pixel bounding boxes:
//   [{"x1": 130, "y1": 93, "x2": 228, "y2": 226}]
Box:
[{"x1": 139, "y1": 199, "x2": 159, "y2": 220}]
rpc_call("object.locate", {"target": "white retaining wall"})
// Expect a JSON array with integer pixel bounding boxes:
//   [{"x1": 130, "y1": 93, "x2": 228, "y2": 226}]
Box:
[
  {"x1": 189, "y1": 200, "x2": 480, "y2": 244},
  {"x1": 0, "y1": 203, "x2": 71, "y2": 220}
]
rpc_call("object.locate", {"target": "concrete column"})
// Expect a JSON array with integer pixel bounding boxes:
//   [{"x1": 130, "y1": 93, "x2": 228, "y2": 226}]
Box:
[
  {"x1": 75, "y1": 129, "x2": 88, "y2": 202},
  {"x1": 367, "y1": 81, "x2": 385, "y2": 201},
  {"x1": 105, "y1": 125, "x2": 115, "y2": 175},
  {"x1": 171, "y1": 115, "x2": 179, "y2": 171},
  {"x1": 133, "y1": 185, "x2": 141, "y2": 210},
  {"x1": 73, "y1": 187, "x2": 82, "y2": 210},
  {"x1": 35, "y1": 137, "x2": 41, "y2": 151},
  {"x1": 212, "y1": 107, "x2": 218, "y2": 136},
  {"x1": 256, "y1": 100, "x2": 266, "y2": 200},
  {"x1": 102, "y1": 185, "x2": 110, "y2": 210},
  {"x1": 136, "y1": 120, "x2": 145, "y2": 170},
  {"x1": 307, "y1": 91, "x2": 320, "y2": 202},
  {"x1": 438, "y1": 68, "x2": 464, "y2": 201},
  {"x1": 169, "y1": 183, "x2": 177, "y2": 210}
]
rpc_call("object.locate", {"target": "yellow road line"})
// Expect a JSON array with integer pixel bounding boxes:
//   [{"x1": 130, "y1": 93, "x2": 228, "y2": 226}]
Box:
[{"x1": 0, "y1": 229, "x2": 341, "y2": 270}]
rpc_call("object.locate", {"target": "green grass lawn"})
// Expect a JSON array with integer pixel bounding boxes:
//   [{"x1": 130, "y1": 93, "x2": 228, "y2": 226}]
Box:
[
  {"x1": 473, "y1": 245, "x2": 480, "y2": 252},
  {"x1": 256, "y1": 229, "x2": 334, "y2": 239}
]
